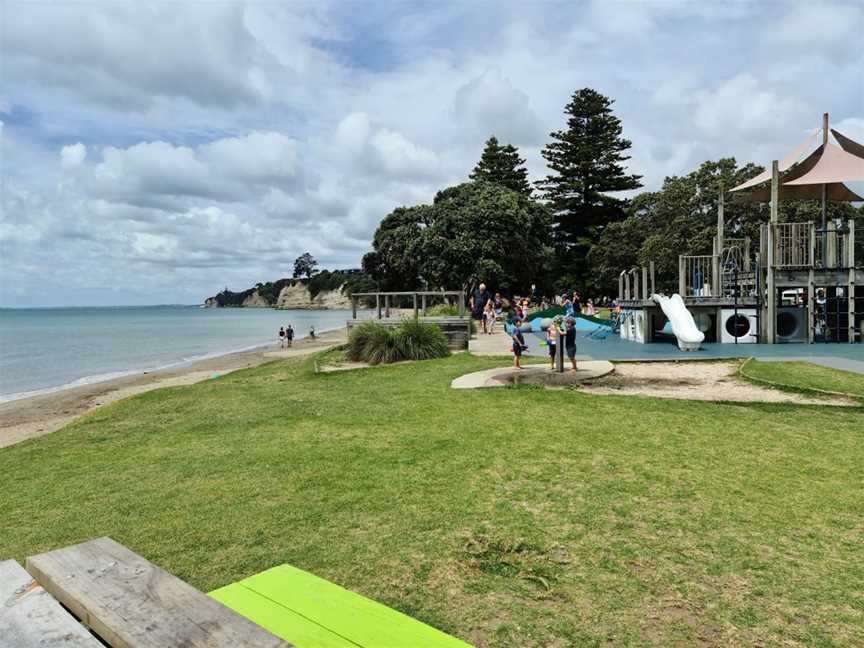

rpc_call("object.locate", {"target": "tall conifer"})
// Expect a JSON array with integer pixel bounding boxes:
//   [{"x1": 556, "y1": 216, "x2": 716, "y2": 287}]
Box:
[
  {"x1": 470, "y1": 135, "x2": 532, "y2": 196},
  {"x1": 537, "y1": 88, "x2": 642, "y2": 287}
]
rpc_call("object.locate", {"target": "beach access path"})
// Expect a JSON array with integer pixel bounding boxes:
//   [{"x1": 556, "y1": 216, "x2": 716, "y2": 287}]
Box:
[{"x1": 0, "y1": 329, "x2": 347, "y2": 450}]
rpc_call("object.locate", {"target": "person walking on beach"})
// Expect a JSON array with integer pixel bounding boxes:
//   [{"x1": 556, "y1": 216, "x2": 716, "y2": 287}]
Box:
[
  {"x1": 286, "y1": 325, "x2": 294, "y2": 347},
  {"x1": 470, "y1": 283, "x2": 491, "y2": 334},
  {"x1": 278, "y1": 326, "x2": 286, "y2": 348},
  {"x1": 309, "y1": 325, "x2": 316, "y2": 340}
]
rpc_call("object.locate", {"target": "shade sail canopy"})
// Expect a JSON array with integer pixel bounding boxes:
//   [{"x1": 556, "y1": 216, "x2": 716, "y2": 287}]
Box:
[
  {"x1": 730, "y1": 131, "x2": 817, "y2": 192},
  {"x1": 831, "y1": 128, "x2": 864, "y2": 161},
  {"x1": 734, "y1": 182, "x2": 863, "y2": 202},
  {"x1": 784, "y1": 142, "x2": 864, "y2": 186}
]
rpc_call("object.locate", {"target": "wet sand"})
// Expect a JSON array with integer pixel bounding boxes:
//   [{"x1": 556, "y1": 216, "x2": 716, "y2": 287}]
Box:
[{"x1": 0, "y1": 328, "x2": 347, "y2": 449}]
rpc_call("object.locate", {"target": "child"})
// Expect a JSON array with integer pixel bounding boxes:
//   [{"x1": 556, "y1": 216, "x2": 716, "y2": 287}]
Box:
[
  {"x1": 545, "y1": 321, "x2": 558, "y2": 369},
  {"x1": 484, "y1": 300, "x2": 496, "y2": 334},
  {"x1": 563, "y1": 316, "x2": 578, "y2": 372},
  {"x1": 510, "y1": 319, "x2": 527, "y2": 369},
  {"x1": 585, "y1": 299, "x2": 595, "y2": 316}
]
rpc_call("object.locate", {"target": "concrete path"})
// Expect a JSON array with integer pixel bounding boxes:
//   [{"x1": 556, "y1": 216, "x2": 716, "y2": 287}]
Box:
[
  {"x1": 451, "y1": 361, "x2": 614, "y2": 389},
  {"x1": 468, "y1": 329, "x2": 514, "y2": 356}
]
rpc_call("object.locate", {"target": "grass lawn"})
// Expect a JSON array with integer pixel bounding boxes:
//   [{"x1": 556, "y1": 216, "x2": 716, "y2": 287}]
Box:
[
  {"x1": 741, "y1": 359, "x2": 864, "y2": 399},
  {"x1": 2, "y1": 353, "x2": 863, "y2": 646}
]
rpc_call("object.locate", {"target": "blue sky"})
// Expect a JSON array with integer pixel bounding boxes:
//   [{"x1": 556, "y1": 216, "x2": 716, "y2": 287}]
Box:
[{"x1": 1, "y1": 0, "x2": 862, "y2": 307}]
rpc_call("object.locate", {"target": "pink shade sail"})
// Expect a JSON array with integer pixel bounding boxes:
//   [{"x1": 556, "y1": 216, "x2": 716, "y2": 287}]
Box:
[
  {"x1": 831, "y1": 128, "x2": 864, "y2": 161},
  {"x1": 729, "y1": 131, "x2": 818, "y2": 192},
  {"x1": 733, "y1": 182, "x2": 863, "y2": 202},
  {"x1": 783, "y1": 142, "x2": 864, "y2": 186}
]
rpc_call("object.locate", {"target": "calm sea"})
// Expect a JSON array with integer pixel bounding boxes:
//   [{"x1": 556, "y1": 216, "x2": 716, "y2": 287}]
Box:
[{"x1": 0, "y1": 306, "x2": 357, "y2": 402}]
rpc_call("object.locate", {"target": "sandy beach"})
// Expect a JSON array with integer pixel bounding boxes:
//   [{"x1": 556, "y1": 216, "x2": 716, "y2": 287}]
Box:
[{"x1": 0, "y1": 328, "x2": 347, "y2": 449}]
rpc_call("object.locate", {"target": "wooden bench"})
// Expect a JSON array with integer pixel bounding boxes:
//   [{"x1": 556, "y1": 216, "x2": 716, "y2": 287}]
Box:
[
  {"x1": 0, "y1": 559, "x2": 102, "y2": 647},
  {"x1": 21, "y1": 537, "x2": 291, "y2": 647}
]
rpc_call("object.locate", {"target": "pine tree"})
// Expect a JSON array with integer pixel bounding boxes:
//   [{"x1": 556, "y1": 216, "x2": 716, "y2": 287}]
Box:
[
  {"x1": 469, "y1": 135, "x2": 532, "y2": 196},
  {"x1": 537, "y1": 88, "x2": 642, "y2": 288}
]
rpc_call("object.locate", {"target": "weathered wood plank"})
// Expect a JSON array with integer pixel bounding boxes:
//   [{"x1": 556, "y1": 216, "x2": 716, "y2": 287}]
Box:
[
  {"x1": 0, "y1": 559, "x2": 102, "y2": 647},
  {"x1": 26, "y1": 537, "x2": 291, "y2": 648}
]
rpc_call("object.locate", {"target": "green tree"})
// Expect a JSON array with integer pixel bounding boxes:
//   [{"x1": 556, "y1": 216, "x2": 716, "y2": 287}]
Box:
[
  {"x1": 469, "y1": 135, "x2": 532, "y2": 196},
  {"x1": 538, "y1": 88, "x2": 642, "y2": 290},
  {"x1": 292, "y1": 252, "x2": 318, "y2": 279},
  {"x1": 361, "y1": 205, "x2": 432, "y2": 290},
  {"x1": 365, "y1": 182, "x2": 553, "y2": 293}
]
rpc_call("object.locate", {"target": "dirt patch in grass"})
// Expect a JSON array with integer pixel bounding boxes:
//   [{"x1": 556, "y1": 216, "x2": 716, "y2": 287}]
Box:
[{"x1": 580, "y1": 361, "x2": 857, "y2": 406}]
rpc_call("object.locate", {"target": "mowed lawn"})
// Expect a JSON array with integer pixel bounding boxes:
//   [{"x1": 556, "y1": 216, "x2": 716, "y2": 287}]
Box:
[{"x1": 2, "y1": 353, "x2": 863, "y2": 647}]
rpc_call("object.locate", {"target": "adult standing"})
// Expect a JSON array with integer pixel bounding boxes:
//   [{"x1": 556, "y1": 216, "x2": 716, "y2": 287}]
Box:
[
  {"x1": 572, "y1": 291, "x2": 582, "y2": 315},
  {"x1": 470, "y1": 283, "x2": 491, "y2": 334},
  {"x1": 286, "y1": 324, "x2": 294, "y2": 347}
]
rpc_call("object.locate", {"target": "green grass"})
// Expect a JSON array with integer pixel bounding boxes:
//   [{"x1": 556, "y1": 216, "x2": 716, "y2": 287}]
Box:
[
  {"x1": 741, "y1": 359, "x2": 864, "y2": 399},
  {"x1": 2, "y1": 354, "x2": 863, "y2": 646}
]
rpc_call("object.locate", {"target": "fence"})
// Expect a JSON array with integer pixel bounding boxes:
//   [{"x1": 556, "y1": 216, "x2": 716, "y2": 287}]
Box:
[
  {"x1": 349, "y1": 291, "x2": 465, "y2": 320},
  {"x1": 679, "y1": 255, "x2": 715, "y2": 297}
]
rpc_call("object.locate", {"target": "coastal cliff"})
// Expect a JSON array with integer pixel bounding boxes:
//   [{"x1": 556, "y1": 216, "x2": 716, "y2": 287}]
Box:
[{"x1": 203, "y1": 270, "x2": 374, "y2": 310}]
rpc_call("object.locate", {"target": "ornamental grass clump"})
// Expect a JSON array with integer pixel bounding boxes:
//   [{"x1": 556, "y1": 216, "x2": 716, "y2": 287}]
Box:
[
  {"x1": 395, "y1": 319, "x2": 450, "y2": 361},
  {"x1": 346, "y1": 319, "x2": 450, "y2": 365}
]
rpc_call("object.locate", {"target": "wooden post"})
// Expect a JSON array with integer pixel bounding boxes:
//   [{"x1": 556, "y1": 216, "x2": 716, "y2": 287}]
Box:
[
  {"x1": 642, "y1": 266, "x2": 648, "y2": 301},
  {"x1": 376, "y1": 294, "x2": 381, "y2": 319},
  {"x1": 624, "y1": 273, "x2": 631, "y2": 300},
  {"x1": 712, "y1": 237, "x2": 720, "y2": 297},
  {"x1": 413, "y1": 293, "x2": 418, "y2": 319},
  {"x1": 649, "y1": 261, "x2": 655, "y2": 297},
  {"x1": 678, "y1": 255, "x2": 685, "y2": 297},
  {"x1": 849, "y1": 219, "x2": 856, "y2": 343},
  {"x1": 821, "y1": 112, "x2": 829, "y2": 233},
  {"x1": 744, "y1": 237, "x2": 751, "y2": 272},
  {"x1": 384, "y1": 294, "x2": 390, "y2": 318},
  {"x1": 807, "y1": 266, "x2": 815, "y2": 344},
  {"x1": 717, "y1": 187, "x2": 725, "y2": 255},
  {"x1": 766, "y1": 160, "x2": 779, "y2": 344},
  {"x1": 458, "y1": 291, "x2": 465, "y2": 317},
  {"x1": 422, "y1": 293, "x2": 427, "y2": 316},
  {"x1": 351, "y1": 296, "x2": 357, "y2": 320},
  {"x1": 618, "y1": 273, "x2": 624, "y2": 301}
]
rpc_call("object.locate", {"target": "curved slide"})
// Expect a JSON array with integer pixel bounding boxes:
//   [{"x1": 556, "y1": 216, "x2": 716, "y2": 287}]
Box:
[{"x1": 652, "y1": 293, "x2": 704, "y2": 351}]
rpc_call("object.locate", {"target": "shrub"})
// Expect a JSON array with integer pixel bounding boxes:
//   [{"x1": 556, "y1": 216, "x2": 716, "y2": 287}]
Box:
[
  {"x1": 346, "y1": 319, "x2": 450, "y2": 365},
  {"x1": 395, "y1": 319, "x2": 450, "y2": 361},
  {"x1": 425, "y1": 303, "x2": 459, "y2": 316},
  {"x1": 346, "y1": 321, "x2": 390, "y2": 362}
]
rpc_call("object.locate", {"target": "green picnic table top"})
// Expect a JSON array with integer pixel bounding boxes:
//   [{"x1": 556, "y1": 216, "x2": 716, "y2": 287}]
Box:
[{"x1": 209, "y1": 564, "x2": 473, "y2": 648}]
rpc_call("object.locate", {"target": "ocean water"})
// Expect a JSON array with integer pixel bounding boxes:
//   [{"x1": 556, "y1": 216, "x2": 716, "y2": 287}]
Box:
[{"x1": 0, "y1": 306, "x2": 358, "y2": 402}]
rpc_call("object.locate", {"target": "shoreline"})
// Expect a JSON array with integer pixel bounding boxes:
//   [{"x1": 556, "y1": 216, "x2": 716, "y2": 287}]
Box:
[{"x1": 0, "y1": 328, "x2": 347, "y2": 450}]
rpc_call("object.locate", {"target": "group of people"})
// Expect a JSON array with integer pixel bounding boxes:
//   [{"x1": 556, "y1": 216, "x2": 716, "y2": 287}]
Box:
[
  {"x1": 509, "y1": 314, "x2": 579, "y2": 372},
  {"x1": 277, "y1": 325, "x2": 295, "y2": 348},
  {"x1": 469, "y1": 283, "x2": 504, "y2": 335}
]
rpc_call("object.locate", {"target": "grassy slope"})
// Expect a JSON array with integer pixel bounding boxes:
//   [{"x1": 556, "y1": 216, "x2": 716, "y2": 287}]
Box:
[
  {"x1": 1, "y1": 354, "x2": 862, "y2": 647},
  {"x1": 741, "y1": 359, "x2": 864, "y2": 398}
]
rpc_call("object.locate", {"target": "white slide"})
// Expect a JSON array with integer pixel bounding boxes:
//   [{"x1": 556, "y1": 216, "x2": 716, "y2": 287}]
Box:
[{"x1": 652, "y1": 293, "x2": 705, "y2": 351}]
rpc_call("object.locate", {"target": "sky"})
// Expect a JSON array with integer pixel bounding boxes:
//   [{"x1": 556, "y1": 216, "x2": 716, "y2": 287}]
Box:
[{"x1": 1, "y1": 0, "x2": 862, "y2": 307}]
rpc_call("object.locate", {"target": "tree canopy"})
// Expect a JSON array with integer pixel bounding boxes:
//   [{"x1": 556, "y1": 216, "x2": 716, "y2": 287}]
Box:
[
  {"x1": 469, "y1": 136, "x2": 532, "y2": 196},
  {"x1": 292, "y1": 252, "x2": 318, "y2": 279},
  {"x1": 537, "y1": 88, "x2": 642, "y2": 290},
  {"x1": 365, "y1": 181, "x2": 552, "y2": 292}
]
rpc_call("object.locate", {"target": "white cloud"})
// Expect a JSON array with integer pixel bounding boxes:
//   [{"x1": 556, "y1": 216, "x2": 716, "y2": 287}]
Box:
[
  {"x1": 1, "y1": 0, "x2": 861, "y2": 306},
  {"x1": 60, "y1": 142, "x2": 87, "y2": 168}
]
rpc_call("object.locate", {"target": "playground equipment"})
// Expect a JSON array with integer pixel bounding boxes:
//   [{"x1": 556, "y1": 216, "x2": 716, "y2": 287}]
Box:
[
  {"x1": 617, "y1": 112, "x2": 863, "y2": 346},
  {"x1": 652, "y1": 294, "x2": 705, "y2": 351}
]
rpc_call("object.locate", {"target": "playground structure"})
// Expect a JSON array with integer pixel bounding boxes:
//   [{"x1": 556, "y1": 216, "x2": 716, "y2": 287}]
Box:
[{"x1": 618, "y1": 113, "x2": 864, "y2": 347}]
